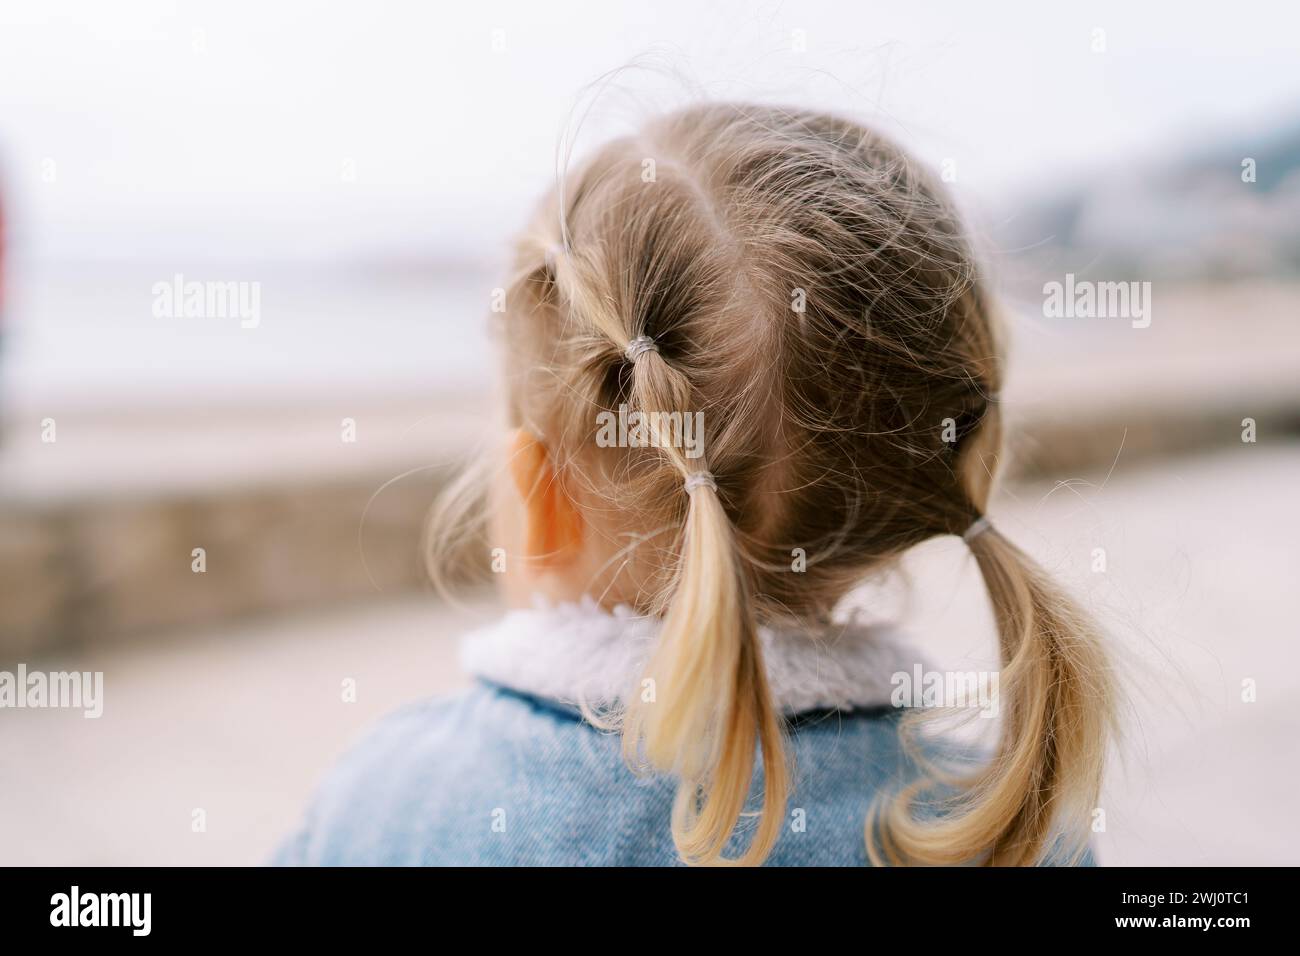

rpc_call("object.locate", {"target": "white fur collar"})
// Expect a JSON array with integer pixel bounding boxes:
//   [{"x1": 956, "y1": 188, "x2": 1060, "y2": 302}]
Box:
[{"x1": 459, "y1": 597, "x2": 923, "y2": 716}]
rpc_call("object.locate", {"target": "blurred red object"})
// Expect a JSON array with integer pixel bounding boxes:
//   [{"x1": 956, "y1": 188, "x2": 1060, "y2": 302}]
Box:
[{"x1": 0, "y1": 162, "x2": 6, "y2": 323}]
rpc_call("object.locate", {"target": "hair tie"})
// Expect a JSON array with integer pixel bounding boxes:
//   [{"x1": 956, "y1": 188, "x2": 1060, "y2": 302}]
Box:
[
  {"x1": 962, "y1": 515, "x2": 992, "y2": 544},
  {"x1": 683, "y1": 472, "x2": 717, "y2": 496},
  {"x1": 625, "y1": 335, "x2": 659, "y2": 362}
]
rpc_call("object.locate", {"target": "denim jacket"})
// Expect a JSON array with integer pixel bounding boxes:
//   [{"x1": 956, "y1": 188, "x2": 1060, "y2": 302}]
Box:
[{"x1": 273, "y1": 599, "x2": 1092, "y2": 866}]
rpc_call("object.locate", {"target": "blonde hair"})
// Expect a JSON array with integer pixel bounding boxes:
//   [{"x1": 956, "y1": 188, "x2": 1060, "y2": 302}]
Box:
[{"x1": 430, "y1": 102, "x2": 1112, "y2": 866}]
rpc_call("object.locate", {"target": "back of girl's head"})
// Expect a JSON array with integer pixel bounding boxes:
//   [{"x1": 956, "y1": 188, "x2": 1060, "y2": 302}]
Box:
[{"x1": 440, "y1": 102, "x2": 1112, "y2": 866}]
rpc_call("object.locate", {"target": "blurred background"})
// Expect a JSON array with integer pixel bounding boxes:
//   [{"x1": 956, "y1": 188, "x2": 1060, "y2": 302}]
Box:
[{"x1": 1, "y1": 0, "x2": 1298, "y2": 865}]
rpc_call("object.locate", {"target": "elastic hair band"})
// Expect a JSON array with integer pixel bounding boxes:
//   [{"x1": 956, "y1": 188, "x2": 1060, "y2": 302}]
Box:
[
  {"x1": 684, "y1": 472, "x2": 717, "y2": 496},
  {"x1": 625, "y1": 335, "x2": 659, "y2": 362},
  {"x1": 962, "y1": 515, "x2": 992, "y2": 543}
]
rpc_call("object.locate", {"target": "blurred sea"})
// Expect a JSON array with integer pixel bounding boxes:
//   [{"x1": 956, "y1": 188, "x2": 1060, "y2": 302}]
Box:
[{"x1": 1, "y1": 261, "x2": 498, "y2": 415}]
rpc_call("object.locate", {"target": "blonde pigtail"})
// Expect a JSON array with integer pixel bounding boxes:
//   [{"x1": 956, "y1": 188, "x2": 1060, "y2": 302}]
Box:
[
  {"x1": 871, "y1": 525, "x2": 1113, "y2": 866},
  {"x1": 597, "y1": 333, "x2": 789, "y2": 867},
  {"x1": 622, "y1": 476, "x2": 789, "y2": 865}
]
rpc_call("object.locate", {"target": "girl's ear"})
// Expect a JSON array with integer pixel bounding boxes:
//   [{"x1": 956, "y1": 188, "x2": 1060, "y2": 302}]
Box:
[{"x1": 507, "y1": 429, "x2": 584, "y2": 567}]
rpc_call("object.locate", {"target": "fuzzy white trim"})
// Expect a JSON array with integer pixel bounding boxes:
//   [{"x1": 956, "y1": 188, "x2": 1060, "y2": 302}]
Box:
[{"x1": 459, "y1": 596, "x2": 925, "y2": 715}]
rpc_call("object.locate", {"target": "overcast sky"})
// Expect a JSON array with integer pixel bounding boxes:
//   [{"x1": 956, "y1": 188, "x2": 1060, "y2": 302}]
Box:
[{"x1": 2, "y1": 0, "x2": 1299, "y2": 265}]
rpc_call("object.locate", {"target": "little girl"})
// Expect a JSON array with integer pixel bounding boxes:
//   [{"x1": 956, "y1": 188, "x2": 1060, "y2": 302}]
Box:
[{"x1": 276, "y1": 102, "x2": 1112, "y2": 867}]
